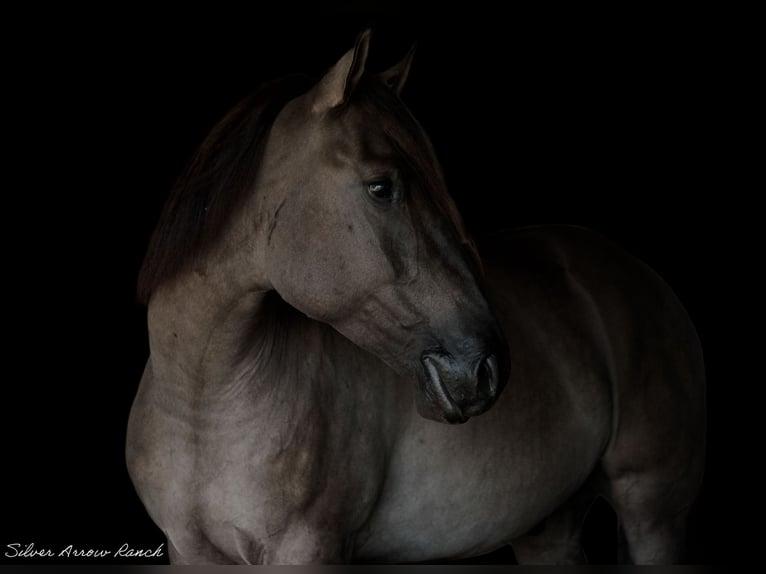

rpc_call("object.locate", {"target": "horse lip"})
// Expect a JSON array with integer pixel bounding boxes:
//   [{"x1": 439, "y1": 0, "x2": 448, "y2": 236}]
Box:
[{"x1": 422, "y1": 355, "x2": 466, "y2": 424}]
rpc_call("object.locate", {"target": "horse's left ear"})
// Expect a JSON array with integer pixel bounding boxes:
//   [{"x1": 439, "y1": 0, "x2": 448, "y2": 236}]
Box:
[
  {"x1": 312, "y1": 29, "x2": 371, "y2": 113},
  {"x1": 379, "y1": 44, "x2": 416, "y2": 97}
]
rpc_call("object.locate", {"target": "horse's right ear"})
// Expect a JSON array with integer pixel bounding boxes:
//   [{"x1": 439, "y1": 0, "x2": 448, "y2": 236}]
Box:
[{"x1": 312, "y1": 29, "x2": 371, "y2": 113}]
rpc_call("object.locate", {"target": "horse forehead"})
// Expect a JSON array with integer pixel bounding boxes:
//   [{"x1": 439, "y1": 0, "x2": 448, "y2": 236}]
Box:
[{"x1": 321, "y1": 113, "x2": 399, "y2": 168}]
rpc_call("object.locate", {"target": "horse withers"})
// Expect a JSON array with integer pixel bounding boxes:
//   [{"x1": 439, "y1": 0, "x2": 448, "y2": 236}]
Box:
[{"x1": 126, "y1": 30, "x2": 705, "y2": 564}]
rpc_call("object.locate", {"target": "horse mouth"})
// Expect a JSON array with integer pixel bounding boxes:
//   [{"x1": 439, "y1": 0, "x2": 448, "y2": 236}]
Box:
[{"x1": 421, "y1": 356, "x2": 469, "y2": 424}]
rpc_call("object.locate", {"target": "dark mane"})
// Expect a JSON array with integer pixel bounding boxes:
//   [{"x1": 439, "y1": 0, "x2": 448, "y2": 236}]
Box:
[{"x1": 137, "y1": 75, "x2": 314, "y2": 304}]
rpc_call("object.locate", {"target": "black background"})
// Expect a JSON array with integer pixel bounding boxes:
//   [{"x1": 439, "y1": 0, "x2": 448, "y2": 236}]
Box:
[{"x1": 1, "y1": 9, "x2": 752, "y2": 565}]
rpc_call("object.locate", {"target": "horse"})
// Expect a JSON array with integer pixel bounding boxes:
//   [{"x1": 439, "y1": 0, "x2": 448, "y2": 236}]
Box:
[{"x1": 126, "y1": 30, "x2": 705, "y2": 564}]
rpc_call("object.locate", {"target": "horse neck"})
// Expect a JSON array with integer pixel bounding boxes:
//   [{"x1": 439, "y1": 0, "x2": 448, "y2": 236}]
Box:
[{"x1": 146, "y1": 256, "x2": 352, "y2": 429}]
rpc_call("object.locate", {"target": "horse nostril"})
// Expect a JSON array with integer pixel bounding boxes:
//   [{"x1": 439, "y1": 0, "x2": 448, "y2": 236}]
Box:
[{"x1": 476, "y1": 354, "x2": 499, "y2": 399}]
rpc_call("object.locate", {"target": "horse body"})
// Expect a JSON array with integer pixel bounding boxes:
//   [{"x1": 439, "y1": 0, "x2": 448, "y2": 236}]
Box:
[
  {"x1": 128, "y1": 227, "x2": 702, "y2": 564},
  {"x1": 127, "y1": 31, "x2": 705, "y2": 564}
]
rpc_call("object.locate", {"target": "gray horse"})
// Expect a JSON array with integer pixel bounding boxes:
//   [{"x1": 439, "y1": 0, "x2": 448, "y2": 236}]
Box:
[{"x1": 126, "y1": 31, "x2": 705, "y2": 564}]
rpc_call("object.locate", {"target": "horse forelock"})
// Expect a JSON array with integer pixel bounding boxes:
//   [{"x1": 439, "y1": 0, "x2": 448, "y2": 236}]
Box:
[{"x1": 351, "y1": 78, "x2": 482, "y2": 273}]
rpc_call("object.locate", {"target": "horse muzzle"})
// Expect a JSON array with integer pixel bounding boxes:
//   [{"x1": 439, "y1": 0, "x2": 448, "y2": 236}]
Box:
[{"x1": 416, "y1": 342, "x2": 510, "y2": 424}]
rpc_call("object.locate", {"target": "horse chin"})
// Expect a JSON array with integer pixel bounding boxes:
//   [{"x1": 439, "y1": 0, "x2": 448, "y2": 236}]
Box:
[{"x1": 414, "y1": 377, "x2": 471, "y2": 425}]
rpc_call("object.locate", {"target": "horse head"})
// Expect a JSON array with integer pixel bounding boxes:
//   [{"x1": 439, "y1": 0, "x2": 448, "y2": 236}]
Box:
[{"x1": 258, "y1": 31, "x2": 510, "y2": 424}]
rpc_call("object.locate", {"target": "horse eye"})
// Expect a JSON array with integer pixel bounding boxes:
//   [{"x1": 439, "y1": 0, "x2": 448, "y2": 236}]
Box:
[{"x1": 367, "y1": 179, "x2": 395, "y2": 202}]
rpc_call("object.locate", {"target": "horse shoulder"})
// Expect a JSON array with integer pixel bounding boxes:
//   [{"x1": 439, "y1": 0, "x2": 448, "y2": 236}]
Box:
[{"x1": 126, "y1": 359, "x2": 197, "y2": 537}]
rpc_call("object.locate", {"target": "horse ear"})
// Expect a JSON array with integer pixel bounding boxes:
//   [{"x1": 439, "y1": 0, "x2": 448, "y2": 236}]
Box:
[
  {"x1": 312, "y1": 29, "x2": 372, "y2": 113},
  {"x1": 379, "y1": 44, "x2": 416, "y2": 97}
]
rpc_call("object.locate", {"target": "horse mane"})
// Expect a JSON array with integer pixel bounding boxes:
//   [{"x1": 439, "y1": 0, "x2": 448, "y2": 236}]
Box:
[{"x1": 137, "y1": 75, "x2": 314, "y2": 304}]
